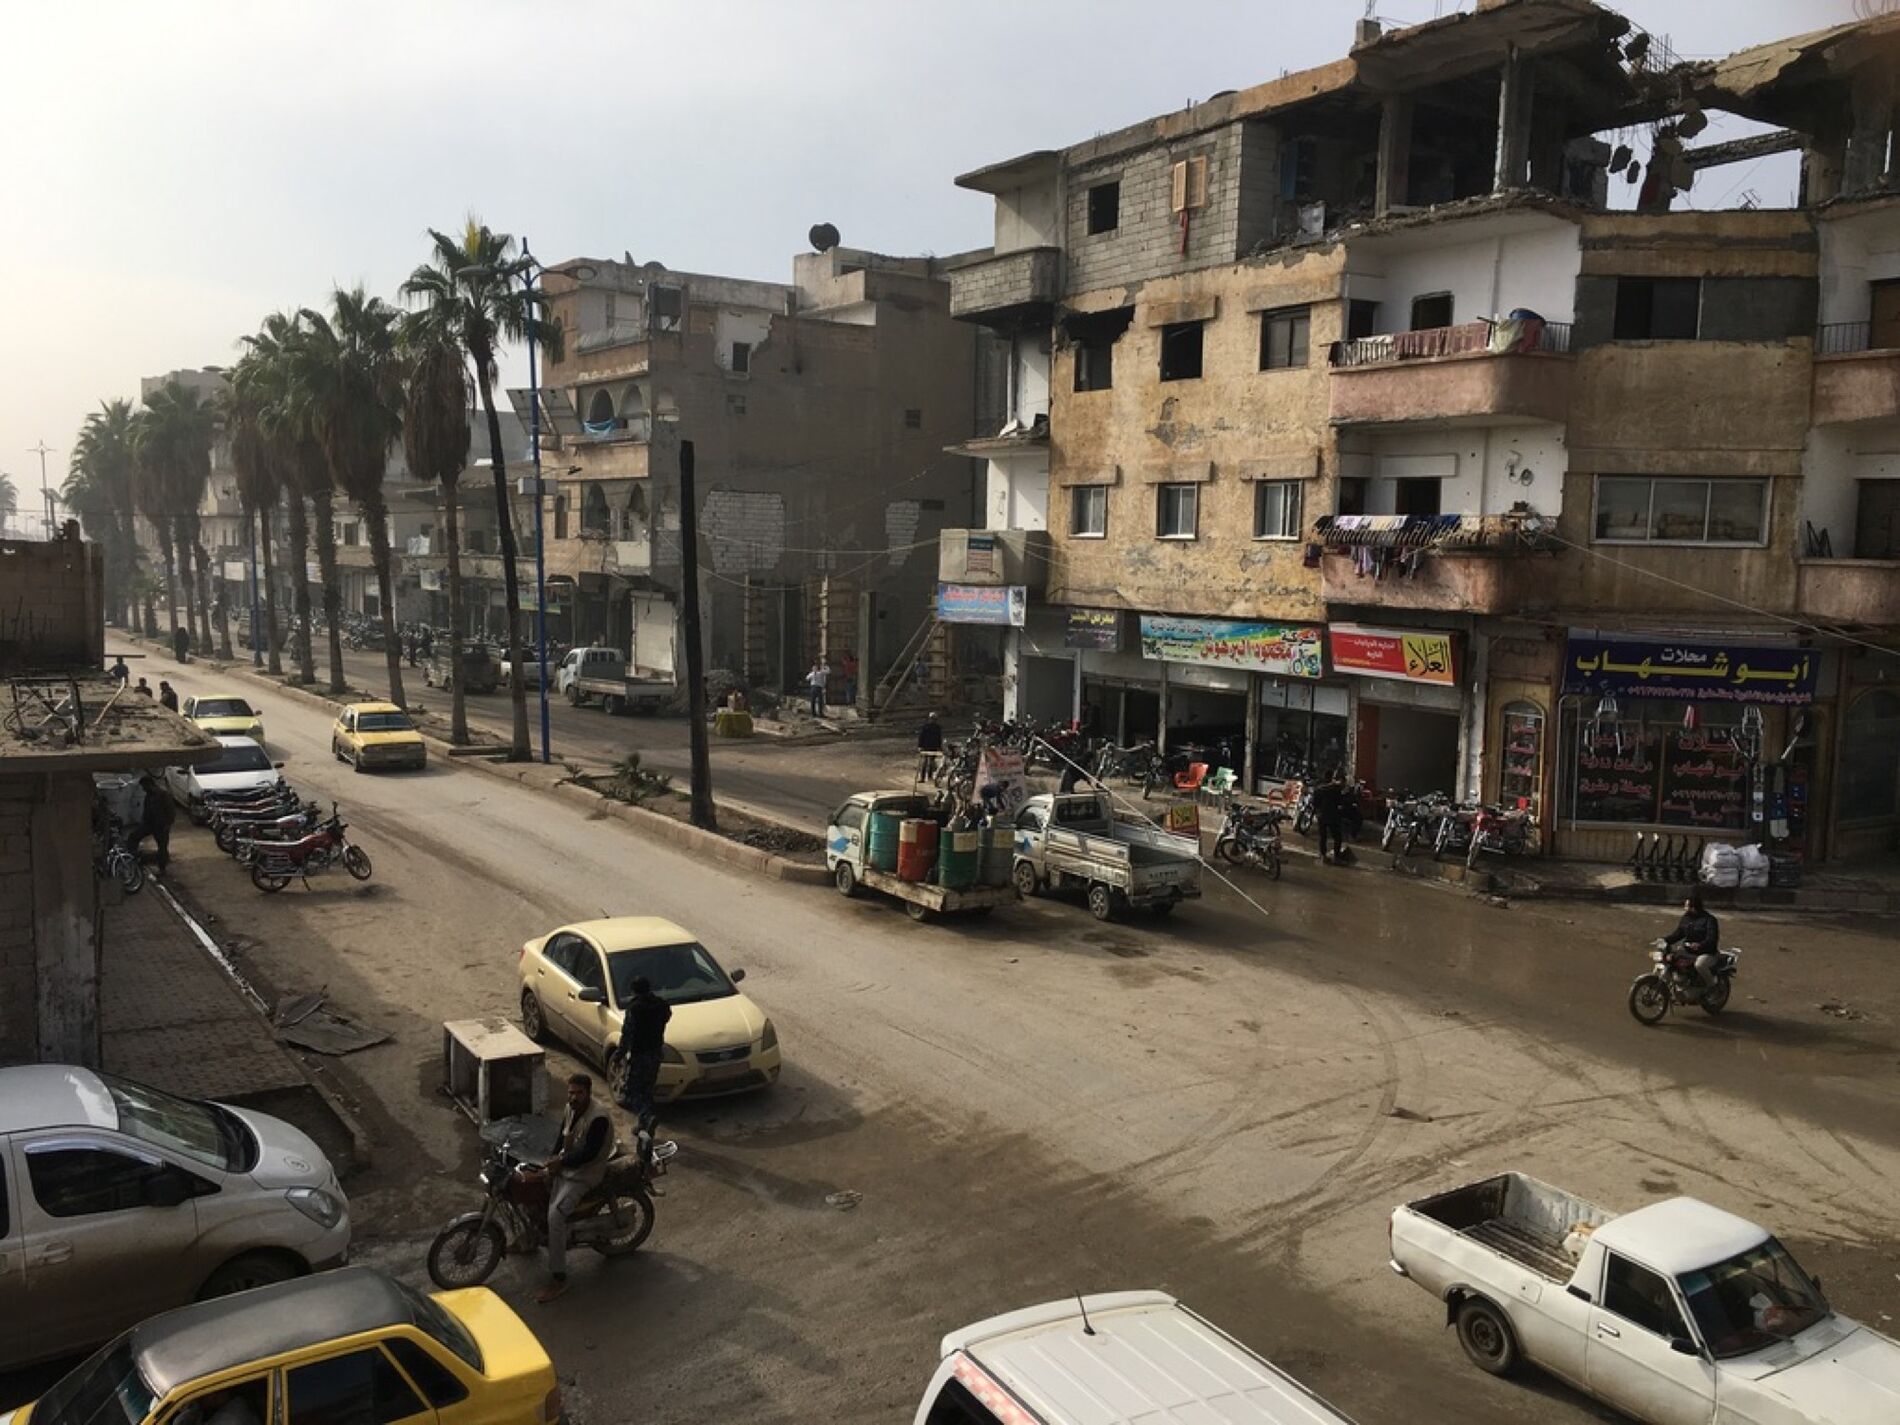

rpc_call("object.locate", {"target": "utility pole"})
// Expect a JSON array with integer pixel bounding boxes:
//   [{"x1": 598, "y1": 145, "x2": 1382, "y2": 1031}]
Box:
[
  {"x1": 678, "y1": 439, "x2": 716, "y2": 831},
  {"x1": 29, "y1": 440, "x2": 55, "y2": 536}
]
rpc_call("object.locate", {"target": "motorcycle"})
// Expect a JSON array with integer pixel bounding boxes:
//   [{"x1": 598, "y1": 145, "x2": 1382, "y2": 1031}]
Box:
[
  {"x1": 426, "y1": 1120, "x2": 677, "y2": 1289},
  {"x1": 1093, "y1": 740, "x2": 1155, "y2": 783},
  {"x1": 1465, "y1": 804, "x2": 1534, "y2": 869},
  {"x1": 1628, "y1": 939, "x2": 1740, "y2": 1024},
  {"x1": 1213, "y1": 805, "x2": 1283, "y2": 879},
  {"x1": 215, "y1": 803, "x2": 321, "y2": 856},
  {"x1": 237, "y1": 808, "x2": 372, "y2": 892},
  {"x1": 1430, "y1": 802, "x2": 1480, "y2": 860}
]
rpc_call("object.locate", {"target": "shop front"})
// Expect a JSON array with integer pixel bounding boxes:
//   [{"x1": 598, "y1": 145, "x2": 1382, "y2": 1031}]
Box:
[
  {"x1": 1328, "y1": 623, "x2": 1465, "y2": 797},
  {"x1": 1000, "y1": 601, "x2": 1077, "y2": 725},
  {"x1": 1554, "y1": 632, "x2": 1821, "y2": 863}
]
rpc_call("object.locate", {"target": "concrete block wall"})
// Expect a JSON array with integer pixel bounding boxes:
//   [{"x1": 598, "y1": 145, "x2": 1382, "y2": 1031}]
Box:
[
  {"x1": 949, "y1": 249, "x2": 1060, "y2": 319},
  {"x1": 1065, "y1": 122, "x2": 1247, "y2": 295},
  {"x1": 0, "y1": 777, "x2": 39, "y2": 1064},
  {"x1": 0, "y1": 536, "x2": 105, "y2": 675}
]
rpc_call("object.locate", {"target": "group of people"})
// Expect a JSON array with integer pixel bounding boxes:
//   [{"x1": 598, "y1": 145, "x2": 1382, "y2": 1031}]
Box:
[{"x1": 108, "y1": 657, "x2": 179, "y2": 711}]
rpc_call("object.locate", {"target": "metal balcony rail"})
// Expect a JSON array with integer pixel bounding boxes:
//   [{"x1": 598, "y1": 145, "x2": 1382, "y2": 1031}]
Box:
[
  {"x1": 1332, "y1": 317, "x2": 1572, "y2": 368},
  {"x1": 1313, "y1": 511, "x2": 1559, "y2": 551},
  {"x1": 1816, "y1": 321, "x2": 1872, "y2": 355}
]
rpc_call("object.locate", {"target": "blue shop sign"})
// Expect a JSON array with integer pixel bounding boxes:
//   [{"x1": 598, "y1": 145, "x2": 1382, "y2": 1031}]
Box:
[{"x1": 1563, "y1": 635, "x2": 1815, "y2": 705}]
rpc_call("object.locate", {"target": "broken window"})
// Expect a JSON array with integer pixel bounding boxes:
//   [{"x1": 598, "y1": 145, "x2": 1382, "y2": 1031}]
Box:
[
  {"x1": 1259, "y1": 306, "x2": 1311, "y2": 370},
  {"x1": 1087, "y1": 181, "x2": 1120, "y2": 235},
  {"x1": 581, "y1": 483, "x2": 610, "y2": 537},
  {"x1": 1159, "y1": 322, "x2": 1204, "y2": 382},
  {"x1": 1253, "y1": 480, "x2": 1302, "y2": 539},
  {"x1": 1409, "y1": 293, "x2": 1453, "y2": 331},
  {"x1": 1156, "y1": 483, "x2": 1198, "y2": 539},
  {"x1": 649, "y1": 284, "x2": 683, "y2": 332},
  {"x1": 1613, "y1": 277, "x2": 1700, "y2": 340},
  {"x1": 730, "y1": 341, "x2": 751, "y2": 374},
  {"x1": 1070, "y1": 485, "x2": 1107, "y2": 538}
]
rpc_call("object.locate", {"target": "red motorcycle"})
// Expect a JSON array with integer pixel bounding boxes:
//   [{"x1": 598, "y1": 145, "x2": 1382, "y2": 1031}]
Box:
[
  {"x1": 236, "y1": 807, "x2": 373, "y2": 893},
  {"x1": 1465, "y1": 804, "x2": 1534, "y2": 868}
]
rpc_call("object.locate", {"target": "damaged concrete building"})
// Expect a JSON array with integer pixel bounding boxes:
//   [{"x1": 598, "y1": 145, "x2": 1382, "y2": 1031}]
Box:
[
  {"x1": 945, "y1": 0, "x2": 1900, "y2": 863},
  {"x1": 521, "y1": 244, "x2": 989, "y2": 695}
]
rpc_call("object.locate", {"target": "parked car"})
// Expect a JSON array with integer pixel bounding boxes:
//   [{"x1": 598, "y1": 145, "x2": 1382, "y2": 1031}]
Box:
[
  {"x1": 557, "y1": 646, "x2": 672, "y2": 716},
  {"x1": 423, "y1": 643, "x2": 500, "y2": 695},
  {"x1": 179, "y1": 693, "x2": 264, "y2": 746},
  {"x1": 916, "y1": 1291, "x2": 1364, "y2": 1424},
  {"x1": 517, "y1": 916, "x2": 780, "y2": 1105},
  {"x1": 7, "y1": 1266, "x2": 559, "y2": 1425},
  {"x1": 163, "y1": 735, "x2": 282, "y2": 822},
  {"x1": 1388, "y1": 1171, "x2": 1900, "y2": 1425},
  {"x1": 331, "y1": 701, "x2": 426, "y2": 773},
  {"x1": 0, "y1": 1064, "x2": 350, "y2": 1373}
]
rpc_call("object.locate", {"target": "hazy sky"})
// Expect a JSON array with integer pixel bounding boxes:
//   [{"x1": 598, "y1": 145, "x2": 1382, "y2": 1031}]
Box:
[{"x1": 0, "y1": 0, "x2": 1851, "y2": 530}]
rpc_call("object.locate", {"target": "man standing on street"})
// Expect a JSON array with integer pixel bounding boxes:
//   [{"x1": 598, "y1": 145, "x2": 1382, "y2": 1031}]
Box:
[
  {"x1": 615, "y1": 975, "x2": 672, "y2": 1131},
  {"x1": 533, "y1": 1073, "x2": 616, "y2": 1304},
  {"x1": 805, "y1": 660, "x2": 828, "y2": 718},
  {"x1": 917, "y1": 710, "x2": 944, "y2": 782},
  {"x1": 173, "y1": 625, "x2": 190, "y2": 663},
  {"x1": 1314, "y1": 767, "x2": 1346, "y2": 865},
  {"x1": 134, "y1": 773, "x2": 175, "y2": 874},
  {"x1": 840, "y1": 649, "x2": 859, "y2": 708}
]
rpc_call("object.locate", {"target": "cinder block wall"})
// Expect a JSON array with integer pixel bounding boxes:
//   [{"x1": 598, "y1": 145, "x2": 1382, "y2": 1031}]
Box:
[
  {"x1": 0, "y1": 535, "x2": 106, "y2": 675},
  {"x1": 0, "y1": 777, "x2": 40, "y2": 1063}
]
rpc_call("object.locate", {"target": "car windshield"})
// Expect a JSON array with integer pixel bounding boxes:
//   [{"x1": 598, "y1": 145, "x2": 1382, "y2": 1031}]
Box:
[
  {"x1": 30, "y1": 1337, "x2": 158, "y2": 1425},
  {"x1": 392, "y1": 1278, "x2": 484, "y2": 1372},
  {"x1": 193, "y1": 699, "x2": 254, "y2": 719},
  {"x1": 1680, "y1": 1237, "x2": 1830, "y2": 1359},
  {"x1": 202, "y1": 743, "x2": 272, "y2": 775},
  {"x1": 356, "y1": 712, "x2": 415, "y2": 732},
  {"x1": 607, "y1": 941, "x2": 735, "y2": 1006},
  {"x1": 103, "y1": 1072, "x2": 252, "y2": 1172}
]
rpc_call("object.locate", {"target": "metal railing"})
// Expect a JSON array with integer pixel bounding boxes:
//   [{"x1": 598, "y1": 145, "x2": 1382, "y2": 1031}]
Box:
[
  {"x1": 1331, "y1": 318, "x2": 1572, "y2": 368},
  {"x1": 575, "y1": 323, "x2": 648, "y2": 354},
  {"x1": 1816, "y1": 321, "x2": 1873, "y2": 355}
]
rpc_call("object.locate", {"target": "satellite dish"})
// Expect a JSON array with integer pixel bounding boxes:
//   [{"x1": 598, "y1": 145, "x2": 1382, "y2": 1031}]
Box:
[{"x1": 809, "y1": 222, "x2": 841, "y2": 253}]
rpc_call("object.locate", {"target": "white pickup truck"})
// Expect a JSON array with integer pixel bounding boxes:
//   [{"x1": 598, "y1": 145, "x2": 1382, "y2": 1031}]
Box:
[
  {"x1": 557, "y1": 646, "x2": 673, "y2": 716},
  {"x1": 1009, "y1": 791, "x2": 1202, "y2": 921},
  {"x1": 1389, "y1": 1171, "x2": 1900, "y2": 1425}
]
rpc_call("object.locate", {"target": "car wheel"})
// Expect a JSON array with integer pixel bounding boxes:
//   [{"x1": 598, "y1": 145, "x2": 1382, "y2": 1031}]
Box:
[
  {"x1": 199, "y1": 1251, "x2": 300, "y2": 1301},
  {"x1": 834, "y1": 861, "x2": 858, "y2": 898},
  {"x1": 1456, "y1": 1298, "x2": 1520, "y2": 1377},
  {"x1": 520, "y1": 989, "x2": 548, "y2": 1043},
  {"x1": 1087, "y1": 883, "x2": 1114, "y2": 921},
  {"x1": 1010, "y1": 860, "x2": 1039, "y2": 897},
  {"x1": 351, "y1": 750, "x2": 364, "y2": 774}
]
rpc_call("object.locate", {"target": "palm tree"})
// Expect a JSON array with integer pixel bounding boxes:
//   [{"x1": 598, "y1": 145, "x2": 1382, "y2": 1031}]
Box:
[
  {"x1": 128, "y1": 408, "x2": 180, "y2": 644},
  {"x1": 66, "y1": 400, "x2": 142, "y2": 624},
  {"x1": 244, "y1": 313, "x2": 321, "y2": 685},
  {"x1": 0, "y1": 473, "x2": 15, "y2": 523},
  {"x1": 402, "y1": 218, "x2": 562, "y2": 759},
  {"x1": 402, "y1": 320, "x2": 473, "y2": 742},
  {"x1": 294, "y1": 288, "x2": 407, "y2": 706},
  {"x1": 140, "y1": 381, "x2": 218, "y2": 655},
  {"x1": 228, "y1": 351, "x2": 285, "y2": 675}
]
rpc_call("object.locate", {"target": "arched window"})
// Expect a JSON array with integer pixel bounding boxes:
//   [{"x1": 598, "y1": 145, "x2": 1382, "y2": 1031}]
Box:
[
  {"x1": 584, "y1": 388, "x2": 616, "y2": 427},
  {"x1": 581, "y1": 483, "x2": 610, "y2": 537},
  {"x1": 1841, "y1": 689, "x2": 1900, "y2": 823}
]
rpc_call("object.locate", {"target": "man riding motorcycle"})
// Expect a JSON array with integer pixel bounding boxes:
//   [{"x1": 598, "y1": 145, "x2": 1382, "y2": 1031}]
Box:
[
  {"x1": 1664, "y1": 891, "x2": 1721, "y2": 996},
  {"x1": 530, "y1": 1072, "x2": 617, "y2": 1303}
]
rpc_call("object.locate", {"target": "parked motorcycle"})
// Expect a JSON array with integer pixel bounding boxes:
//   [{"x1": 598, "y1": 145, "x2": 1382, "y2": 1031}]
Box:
[
  {"x1": 1465, "y1": 804, "x2": 1534, "y2": 868},
  {"x1": 1093, "y1": 739, "x2": 1155, "y2": 783},
  {"x1": 237, "y1": 808, "x2": 372, "y2": 892},
  {"x1": 1213, "y1": 805, "x2": 1283, "y2": 879},
  {"x1": 1628, "y1": 938, "x2": 1740, "y2": 1024},
  {"x1": 426, "y1": 1121, "x2": 677, "y2": 1288},
  {"x1": 1430, "y1": 802, "x2": 1479, "y2": 860},
  {"x1": 215, "y1": 803, "x2": 321, "y2": 856}
]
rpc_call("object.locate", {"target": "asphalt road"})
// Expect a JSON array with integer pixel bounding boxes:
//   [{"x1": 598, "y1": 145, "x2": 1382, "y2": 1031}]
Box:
[{"x1": 20, "y1": 646, "x2": 1900, "y2": 1425}]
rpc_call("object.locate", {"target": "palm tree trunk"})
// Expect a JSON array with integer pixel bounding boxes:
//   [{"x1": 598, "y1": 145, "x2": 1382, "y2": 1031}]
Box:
[
  {"x1": 157, "y1": 529, "x2": 180, "y2": 646},
  {"x1": 442, "y1": 475, "x2": 468, "y2": 744},
  {"x1": 364, "y1": 495, "x2": 405, "y2": 708},
  {"x1": 472, "y1": 354, "x2": 530, "y2": 760},
  {"x1": 170, "y1": 519, "x2": 195, "y2": 648},
  {"x1": 311, "y1": 487, "x2": 347, "y2": 694},
  {"x1": 209, "y1": 537, "x2": 233, "y2": 660},
  {"x1": 285, "y1": 495, "x2": 316, "y2": 684},
  {"x1": 259, "y1": 506, "x2": 282, "y2": 676}
]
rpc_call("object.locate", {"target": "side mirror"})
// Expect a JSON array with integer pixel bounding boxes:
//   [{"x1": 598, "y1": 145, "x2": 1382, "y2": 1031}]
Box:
[
  {"x1": 273, "y1": 761, "x2": 286, "y2": 770},
  {"x1": 144, "y1": 1172, "x2": 189, "y2": 1208},
  {"x1": 576, "y1": 986, "x2": 606, "y2": 1004},
  {"x1": 1669, "y1": 1337, "x2": 1701, "y2": 1357},
  {"x1": 730, "y1": 968, "x2": 746, "y2": 983}
]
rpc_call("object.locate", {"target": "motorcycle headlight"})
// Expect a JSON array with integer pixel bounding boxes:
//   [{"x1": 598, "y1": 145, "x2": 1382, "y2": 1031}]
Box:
[
  {"x1": 759, "y1": 1019, "x2": 778, "y2": 1052},
  {"x1": 285, "y1": 1186, "x2": 344, "y2": 1229}
]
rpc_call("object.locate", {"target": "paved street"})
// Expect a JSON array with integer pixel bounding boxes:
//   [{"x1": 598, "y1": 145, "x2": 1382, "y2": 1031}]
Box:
[{"x1": 26, "y1": 645, "x2": 1900, "y2": 1425}]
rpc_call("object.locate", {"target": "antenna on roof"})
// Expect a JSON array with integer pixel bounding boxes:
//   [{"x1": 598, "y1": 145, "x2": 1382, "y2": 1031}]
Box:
[{"x1": 1076, "y1": 1293, "x2": 1096, "y2": 1336}]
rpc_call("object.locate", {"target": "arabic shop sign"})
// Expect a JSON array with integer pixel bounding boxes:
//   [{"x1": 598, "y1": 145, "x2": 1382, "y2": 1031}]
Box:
[
  {"x1": 936, "y1": 582, "x2": 1026, "y2": 626},
  {"x1": 1328, "y1": 624, "x2": 1457, "y2": 685},
  {"x1": 1138, "y1": 615, "x2": 1323, "y2": 679},
  {"x1": 1065, "y1": 608, "x2": 1123, "y2": 651},
  {"x1": 1563, "y1": 636, "x2": 1815, "y2": 705}
]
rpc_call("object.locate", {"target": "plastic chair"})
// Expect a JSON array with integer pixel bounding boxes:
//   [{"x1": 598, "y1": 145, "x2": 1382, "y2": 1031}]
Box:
[{"x1": 1173, "y1": 761, "x2": 1209, "y2": 793}]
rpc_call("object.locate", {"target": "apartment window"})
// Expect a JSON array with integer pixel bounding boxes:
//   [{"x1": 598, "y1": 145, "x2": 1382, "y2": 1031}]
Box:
[
  {"x1": 1347, "y1": 299, "x2": 1379, "y2": 341},
  {"x1": 1253, "y1": 480, "x2": 1302, "y2": 539},
  {"x1": 904, "y1": 408, "x2": 923, "y2": 429},
  {"x1": 650, "y1": 284, "x2": 683, "y2": 332},
  {"x1": 1613, "y1": 277, "x2": 1701, "y2": 340},
  {"x1": 1259, "y1": 307, "x2": 1311, "y2": 370},
  {"x1": 1337, "y1": 477, "x2": 1368, "y2": 516},
  {"x1": 1395, "y1": 478, "x2": 1442, "y2": 518},
  {"x1": 727, "y1": 392, "x2": 747, "y2": 417},
  {"x1": 1070, "y1": 485, "x2": 1108, "y2": 539},
  {"x1": 553, "y1": 495, "x2": 568, "y2": 540},
  {"x1": 1087, "y1": 181, "x2": 1120, "y2": 235},
  {"x1": 730, "y1": 341, "x2": 751, "y2": 374},
  {"x1": 1159, "y1": 322, "x2": 1204, "y2": 382},
  {"x1": 1156, "y1": 483, "x2": 1198, "y2": 539},
  {"x1": 1409, "y1": 292, "x2": 1453, "y2": 331},
  {"x1": 1594, "y1": 476, "x2": 1768, "y2": 545},
  {"x1": 1074, "y1": 337, "x2": 1114, "y2": 392}
]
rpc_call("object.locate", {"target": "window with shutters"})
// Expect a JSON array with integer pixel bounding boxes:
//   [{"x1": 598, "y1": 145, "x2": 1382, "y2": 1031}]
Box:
[{"x1": 1170, "y1": 155, "x2": 1208, "y2": 213}]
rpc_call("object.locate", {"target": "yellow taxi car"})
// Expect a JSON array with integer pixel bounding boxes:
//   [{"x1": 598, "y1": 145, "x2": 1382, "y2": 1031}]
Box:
[
  {"x1": 331, "y1": 701, "x2": 427, "y2": 773},
  {"x1": 180, "y1": 693, "x2": 265, "y2": 745},
  {"x1": 517, "y1": 916, "x2": 781, "y2": 1103},
  {"x1": 4, "y1": 1266, "x2": 561, "y2": 1425}
]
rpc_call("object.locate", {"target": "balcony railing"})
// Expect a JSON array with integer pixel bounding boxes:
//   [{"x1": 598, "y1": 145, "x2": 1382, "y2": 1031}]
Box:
[
  {"x1": 1312, "y1": 511, "x2": 1559, "y2": 552},
  {"x1": 1817, "y1": 321, "x2": 1873, "y2": 355},
  {"x1": 1332, "y1": 318, "x2": 1572, "y2": 368},
  {"x1": 578, "y1": 412, "x2": 651, "y2": 443},
  {"x1": 576, "y1": 323, "x2": 649, "y2": 354}
]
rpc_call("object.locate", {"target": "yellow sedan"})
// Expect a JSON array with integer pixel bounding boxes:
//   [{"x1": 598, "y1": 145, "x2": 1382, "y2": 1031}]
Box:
[
  {"x1": 331, "y1": 701, "x2": 427, "y2": 773},
  {"x1": 517, "y1": 916, "x2": 781, "y2": 1103},
  {"x1": 181, "y1": 692, "x2": 265, "y2": 745},
  {"x1": 5, "y1": 1266, "x2": 561, "y2": 1425}
]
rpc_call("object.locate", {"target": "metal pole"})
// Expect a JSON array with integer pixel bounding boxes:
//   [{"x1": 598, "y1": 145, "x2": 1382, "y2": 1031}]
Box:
[
  {"x1": 30, "y1": 440, "x2": 55, "y2": 537},
  {"x1": 249, "y1": 512, "x2": 262, "y2": 667},
  {"x1": 678, "y1": 439, "x2": 716, "y2": 830},
  {"x1": 525, "y1": 244, "x2": 551, "y2": 764}
]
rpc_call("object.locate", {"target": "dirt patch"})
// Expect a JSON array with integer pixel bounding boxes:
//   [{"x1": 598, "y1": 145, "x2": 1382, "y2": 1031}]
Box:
[{"x1": 578, "y1": 776, "x2": 824, "y2": 862}]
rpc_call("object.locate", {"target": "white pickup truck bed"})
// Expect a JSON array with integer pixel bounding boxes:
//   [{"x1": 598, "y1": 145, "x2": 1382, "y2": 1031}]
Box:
[{"x1": 1403, "y1": 1173, "x2": 1613, "y2": 1283}]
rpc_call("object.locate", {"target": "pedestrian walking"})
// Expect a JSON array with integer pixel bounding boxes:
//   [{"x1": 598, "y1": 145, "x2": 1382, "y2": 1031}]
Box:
[
  {"x1": 158, "y1": 681, "x2": 179, "y2": 712},
  {"x1": 840, "y1": 650, "x2": 859, "y2": 707},
  {"x1": 173, "y1": 625, "x2": 191, "y2": 663},
  {"x1": 1315, "y1": 766, "x2": 1347, "y2": 865},
  {"x1": 134, "y1": 773, "x2": 175, "y2": 873},
  {"x1": 917, "y1": 710, "x2": 944, "y2": 782},
  {"x1": 805, "y1": 660, "x2": 829, "y2": 718},
  {"x1": 614, "y1": 976, "x2": 672, "y2": 1132},
  {"x1": 108, "y1": 656, "x2": 129, "y2": 684}
]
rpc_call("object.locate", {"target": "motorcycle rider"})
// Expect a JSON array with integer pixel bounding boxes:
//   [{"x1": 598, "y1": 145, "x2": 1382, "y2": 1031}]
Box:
[
  {"x1": 1664, "y1": 891, "x2": 1721, "y2": 996},
  {"x1": 531, "y1": 1072, "x2": 616, "y2": 1303}
]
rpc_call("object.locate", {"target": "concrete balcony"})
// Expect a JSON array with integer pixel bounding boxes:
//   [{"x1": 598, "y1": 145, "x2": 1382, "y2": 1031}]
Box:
[
  {"x1": 1812, "y1": 348, "x2": 1900, "y2": 426},
  {"x1": 1798, "y1": 559, "x2": 1900, "y2": 625},
  {"x1": 1315, "y1": 514, "x2": 1556, "y2": 614},
  {"x1": 1329, "y1": 321, "x2": 1573, "y2": 427},
  {"x1": 566, "y1": 439, "x2": 649, "y2": 480},
  {"x1": 938, "y1": 528, "x2": 1050, "y2": 594},
  {"x1": 949, "y1": 247, "x2": 1061, "y2": 326}
]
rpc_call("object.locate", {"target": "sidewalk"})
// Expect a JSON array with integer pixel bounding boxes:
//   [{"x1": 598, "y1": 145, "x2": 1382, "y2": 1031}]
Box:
[{"x1": 99, "y1": 878, "x2": 362, "y2": 1169}]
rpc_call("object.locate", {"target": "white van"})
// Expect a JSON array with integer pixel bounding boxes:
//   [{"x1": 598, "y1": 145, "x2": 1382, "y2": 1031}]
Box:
[{"x1": 915, "y1": 1292, "x2": 1361, "y2": 1425}]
